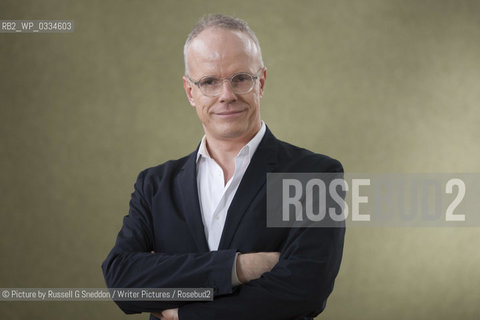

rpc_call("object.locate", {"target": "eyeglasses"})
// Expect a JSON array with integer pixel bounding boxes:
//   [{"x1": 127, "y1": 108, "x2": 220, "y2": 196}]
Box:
[{"x1": 188, "y1": 68, "x2": 263, "y2": 97}]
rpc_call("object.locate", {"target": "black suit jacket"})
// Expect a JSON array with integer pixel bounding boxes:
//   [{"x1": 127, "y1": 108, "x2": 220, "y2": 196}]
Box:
[{"x1": 102, "y1": 127, "x2": 345, "y2": 320}]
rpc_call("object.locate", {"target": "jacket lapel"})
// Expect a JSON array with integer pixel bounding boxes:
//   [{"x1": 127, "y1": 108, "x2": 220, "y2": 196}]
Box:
[
  {"x1": 218, "y1": 127, "x2": 278, "y2": 249},
  {"x1": 176, "y1": 151, "x2": 210, "y2": 252}
]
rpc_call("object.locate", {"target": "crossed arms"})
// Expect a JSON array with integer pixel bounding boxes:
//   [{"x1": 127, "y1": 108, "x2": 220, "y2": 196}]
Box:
[{"x1": 102, "y1": 162, "x2": 345, "y2": 319}]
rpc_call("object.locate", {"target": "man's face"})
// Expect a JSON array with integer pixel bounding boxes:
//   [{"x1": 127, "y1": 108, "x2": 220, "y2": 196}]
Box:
[{"x1": 183, "y1": 28, "x2": 266, "y2": 142}]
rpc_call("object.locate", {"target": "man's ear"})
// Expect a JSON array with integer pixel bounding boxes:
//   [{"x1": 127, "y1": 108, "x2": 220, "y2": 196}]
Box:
[
  {"x1": 258, "y1": 67, "x2": 267, "y2": 98},
  {"x1": 183, "y1": 76, "x2": 196, "y2": 107}
]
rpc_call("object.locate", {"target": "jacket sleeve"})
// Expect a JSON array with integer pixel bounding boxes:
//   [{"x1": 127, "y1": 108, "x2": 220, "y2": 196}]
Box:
[
  {"x1": 101, "y1": 170, "x2": 237, "y2": 314},
  {"x1": 178, "y1": 226, "x2": 345, "y2": 320}
]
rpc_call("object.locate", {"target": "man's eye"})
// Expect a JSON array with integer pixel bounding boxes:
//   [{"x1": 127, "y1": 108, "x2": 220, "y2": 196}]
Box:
[
  {"x1": 200, "y1": 78, "x2": 219, "y2": 86},
  {"x1": 232, "y1": 74, "x2": 250, "y2": 83}
]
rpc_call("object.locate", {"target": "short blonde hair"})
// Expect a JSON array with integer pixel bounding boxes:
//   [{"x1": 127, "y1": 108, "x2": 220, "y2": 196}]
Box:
[{"x1": 183, "y1": 14, "x2": 264, "y2": 75}]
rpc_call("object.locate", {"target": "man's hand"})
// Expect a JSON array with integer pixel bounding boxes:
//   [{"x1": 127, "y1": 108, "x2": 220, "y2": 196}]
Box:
[
  {"x1": 152, "y1": 308, "x2": 178, "y2": 320},
  {"x1": 236, "y1": 252, "x2": 280, "y2": 283}
]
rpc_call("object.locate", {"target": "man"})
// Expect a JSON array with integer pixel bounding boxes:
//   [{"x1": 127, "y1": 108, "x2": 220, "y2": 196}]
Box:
[{"x1": 102, "y1": 14, "x2": 345, "y2": 320}]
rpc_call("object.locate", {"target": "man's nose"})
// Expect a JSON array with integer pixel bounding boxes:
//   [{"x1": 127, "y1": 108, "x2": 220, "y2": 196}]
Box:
[{"x1": 218, "y1": 79, "x2": 237, "y2": 102}]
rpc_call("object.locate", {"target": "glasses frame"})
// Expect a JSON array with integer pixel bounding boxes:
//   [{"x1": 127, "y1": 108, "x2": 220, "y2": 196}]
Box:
[{"x1": 187, "y1": 68, "x2": 264, "y2": 97}]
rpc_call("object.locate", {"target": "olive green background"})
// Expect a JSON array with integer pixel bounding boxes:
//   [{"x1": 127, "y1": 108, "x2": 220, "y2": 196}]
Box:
[{"x1": 1, "y1": 0, "x2": 479, "y2": 319}]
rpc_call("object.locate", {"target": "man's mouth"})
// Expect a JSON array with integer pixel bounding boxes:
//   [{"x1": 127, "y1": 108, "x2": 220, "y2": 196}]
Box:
[{"x1": 214, "y1": 109, "x2": 245, "y2": 116}]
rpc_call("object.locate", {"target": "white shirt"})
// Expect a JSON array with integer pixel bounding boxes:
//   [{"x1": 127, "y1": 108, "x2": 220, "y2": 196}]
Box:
[{"x1": 196, "y1": 122, "x2": 266, "y2": 251}]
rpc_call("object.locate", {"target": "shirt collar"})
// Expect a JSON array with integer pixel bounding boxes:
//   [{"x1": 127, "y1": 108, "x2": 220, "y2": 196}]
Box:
[{"x1": 196, "y1": 121, "x2": 266, "y2": 163}]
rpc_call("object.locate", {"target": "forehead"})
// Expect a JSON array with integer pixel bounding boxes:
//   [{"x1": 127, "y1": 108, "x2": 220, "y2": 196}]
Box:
[{"x1": 187, "y1": 28, "x2": 260, "y2": 78}]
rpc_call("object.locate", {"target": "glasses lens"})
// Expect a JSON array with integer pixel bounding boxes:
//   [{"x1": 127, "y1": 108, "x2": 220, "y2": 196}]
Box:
[
  {"x1": 199, "y1": 77, "x2": 221, "y2": 96},
  {"x1": 231, "y1": 73, "x2": 254, "y2": 94}
]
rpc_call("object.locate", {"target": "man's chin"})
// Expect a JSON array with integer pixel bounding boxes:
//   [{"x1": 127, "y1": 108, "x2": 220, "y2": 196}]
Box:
[{"x1": 211, "y1": 125, "x2": 250, "y2": 141}]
